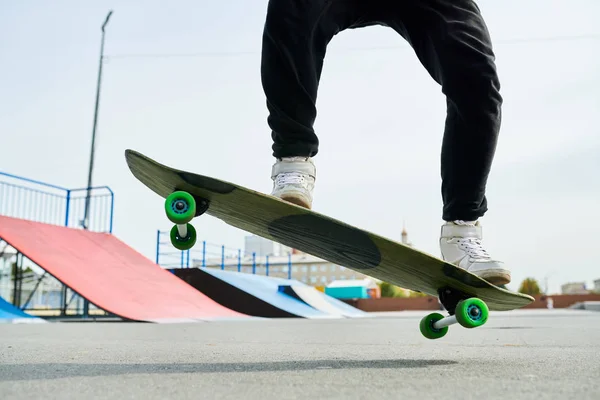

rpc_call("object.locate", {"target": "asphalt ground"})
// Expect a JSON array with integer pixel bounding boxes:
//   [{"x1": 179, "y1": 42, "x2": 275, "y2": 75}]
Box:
[{"x1": 1, "y1": 309, "x2": 599, "y2": 399}]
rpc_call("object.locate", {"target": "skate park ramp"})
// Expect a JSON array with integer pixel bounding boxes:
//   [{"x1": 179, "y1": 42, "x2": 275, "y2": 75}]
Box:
[
  {"x1": 173, "y1": 268, "x2": 362, "y2": 319},
  {"x1": 278, "y1": 284, "x2": 367, "y2": 318},
  {"x1": 0, "y1": 295, "x2": 44, "y2": 323},
  {"x1": 0, "y1": 215, "x2": 248, "y2": 322}
]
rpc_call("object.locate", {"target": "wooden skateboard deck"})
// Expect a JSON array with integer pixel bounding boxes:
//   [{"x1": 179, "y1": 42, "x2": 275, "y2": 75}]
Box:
[{"x1": 125, "y1": 149, "x2": 533, "y2": 319}]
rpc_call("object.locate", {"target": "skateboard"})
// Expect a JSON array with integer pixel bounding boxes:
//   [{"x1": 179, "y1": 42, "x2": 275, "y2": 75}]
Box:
[{"x1": 125, "y1": 149, "x2": 534, "y2": 339}]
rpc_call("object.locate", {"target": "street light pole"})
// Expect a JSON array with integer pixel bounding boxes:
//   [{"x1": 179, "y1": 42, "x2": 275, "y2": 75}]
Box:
[
  {"x1": 81, "y1": 10, "x2": 112, "y2": 320},
  {"x1": 83, "y1": 10, "x2": 113, "y2": 230}
]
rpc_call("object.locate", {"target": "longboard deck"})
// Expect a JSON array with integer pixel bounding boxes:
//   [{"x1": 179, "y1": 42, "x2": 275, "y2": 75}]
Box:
[{"x1": 125, "y1": 149, "x2": 533, "y2": 312}]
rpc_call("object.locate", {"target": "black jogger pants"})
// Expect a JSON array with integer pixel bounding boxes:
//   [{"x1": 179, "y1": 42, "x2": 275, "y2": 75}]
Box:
[{"x1": 260, "y1": 0, "x2": 503, "y2": 221}]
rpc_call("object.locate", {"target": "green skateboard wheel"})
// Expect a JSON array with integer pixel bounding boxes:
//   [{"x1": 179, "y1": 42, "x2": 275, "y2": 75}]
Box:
[
  {"x1": 455, "y1": 298, "x2": 489, "y2": 328},
  {"x1": 419, "y1": 312, "x2": 448, "y2": 339},
  {"x1": 170, "y1": 223, "x2": 197, "y2": 251},
  {"x1": 165, "y1": 191, "x2": 196, "y2": 224}
]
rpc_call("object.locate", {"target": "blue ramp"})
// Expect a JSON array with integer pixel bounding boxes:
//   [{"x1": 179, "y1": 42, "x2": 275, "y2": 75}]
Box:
[
  {"x1": 278, "y1": 285, "x2": 367, "y2": 318},
  {"x1": 0, "y1": 296, "x2": 43, "y2": 323},
  {"x1": 173, "y1": 268, "x2": 344, "y2": 319}
]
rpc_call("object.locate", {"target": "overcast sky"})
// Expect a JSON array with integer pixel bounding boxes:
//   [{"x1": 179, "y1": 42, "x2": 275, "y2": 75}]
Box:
[{"x1": 1, "y1": 0, "x2": 598, "y2": 294}]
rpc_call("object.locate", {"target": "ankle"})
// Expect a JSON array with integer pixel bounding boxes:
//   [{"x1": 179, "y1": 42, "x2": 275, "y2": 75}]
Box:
[{"x1": 450, "y1": 220, "x2": 478, "y2": 226}]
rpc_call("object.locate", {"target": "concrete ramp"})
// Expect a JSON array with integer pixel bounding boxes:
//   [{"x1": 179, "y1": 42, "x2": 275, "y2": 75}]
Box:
[
  {"x1": 279, "y1": 285, "x2": 367, "y2": 318},
  {"x1": 173, "y1": 268, "x2": 344, "y2": 319},
  {"x1": 0, "y1": 215, "x2": 247, "y2": 322}
]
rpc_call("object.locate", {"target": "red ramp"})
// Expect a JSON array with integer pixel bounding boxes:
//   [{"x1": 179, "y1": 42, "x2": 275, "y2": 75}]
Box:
[{"x1": 0, "y1": 215, "x2": 247, "y2": 322}]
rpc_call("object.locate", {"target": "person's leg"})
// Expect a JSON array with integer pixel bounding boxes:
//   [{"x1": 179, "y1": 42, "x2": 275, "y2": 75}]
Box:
[
  {"x1": 261, "y1": 0, "x2": 330, "y2": 159},
  {"x1": 381, "y1": 0, "x2": 509, "y2": 284},
  {"x1": 260, "y1": 0, "x2": 363, "y2": 208}
]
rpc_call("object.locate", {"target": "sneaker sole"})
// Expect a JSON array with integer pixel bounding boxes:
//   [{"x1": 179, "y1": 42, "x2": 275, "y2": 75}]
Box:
[
  {"x1": 280, "y1": 195, "x2": 311, "y2": 209},
  {"x1": 475, "y1": 270, "x2": 511, "y2": 286}
]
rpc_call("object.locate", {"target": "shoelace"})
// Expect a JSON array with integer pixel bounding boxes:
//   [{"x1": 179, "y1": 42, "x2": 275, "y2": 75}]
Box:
[
  {"x1": 275, "y1": 173, "x2": 306, "y2": 186},
  {"x1": 457, "y1": 237, "x2": 490, "y2": 260}
]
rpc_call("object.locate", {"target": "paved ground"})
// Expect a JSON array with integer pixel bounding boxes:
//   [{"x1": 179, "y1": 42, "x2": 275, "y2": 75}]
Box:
[{"x1": 1, "y1": 309, "x2": 599, "y2": 399}]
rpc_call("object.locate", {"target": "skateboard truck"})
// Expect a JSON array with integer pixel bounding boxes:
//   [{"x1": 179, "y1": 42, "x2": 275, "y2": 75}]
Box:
[
  {"x1": 438, "y1": 286, "x2": 473, "y2": 315},
  {"x1": 419, "y1": 287, "x2": 489, "y2": 339},
  {"x1": 164, "y1": 191, "x2": 208, "y2": 251}
]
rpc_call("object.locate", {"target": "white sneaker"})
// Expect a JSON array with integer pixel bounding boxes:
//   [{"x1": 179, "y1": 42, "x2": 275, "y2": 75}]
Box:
[
  {"x1": 270, "y1": 156, "x2": 316, "y2": 209},
  {"x1": 439, "y1": 220, "x2": 511, "y2": 285}
]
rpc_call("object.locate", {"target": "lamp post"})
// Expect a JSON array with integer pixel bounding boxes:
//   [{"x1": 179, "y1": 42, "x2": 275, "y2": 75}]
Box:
[
  {"x1": 83, "y1": 10, "x2": 113, "y2": 231},
  {"x1": 81, "y1": 10, "x2": 112, "y2": 319}
]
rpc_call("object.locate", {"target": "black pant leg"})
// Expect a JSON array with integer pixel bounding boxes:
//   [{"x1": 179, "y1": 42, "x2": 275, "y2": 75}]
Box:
[
  {"x1": 384, "y1": 0, "x2": 503, "y2": 221},
  {"x1": 261, "y1": 0, "x2": 338, "y2": 158}
]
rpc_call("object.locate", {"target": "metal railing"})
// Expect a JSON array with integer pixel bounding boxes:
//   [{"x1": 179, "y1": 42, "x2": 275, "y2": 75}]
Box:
[
  {"x1": 0, "y1": 171, "x2": 114, "y2": 232},
  {"x1": 155, "y1": 230, "x2": 294, "y2": 279}
]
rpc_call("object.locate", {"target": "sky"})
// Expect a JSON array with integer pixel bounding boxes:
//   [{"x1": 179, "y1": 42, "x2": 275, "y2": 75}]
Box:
[{"x1": 0, "y1": 0, "x2": 598, "y2": 294}]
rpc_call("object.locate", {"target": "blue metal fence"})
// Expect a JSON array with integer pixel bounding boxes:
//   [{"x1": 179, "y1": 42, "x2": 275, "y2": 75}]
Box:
[
  {"x1": 0, "y1": 171, "x2": 114, "y2": 232},
  {"x1": 156, "y1": 230, "x2": 293, "y2": 279},
  {"x1": 0, "y1": 171, "x2": 115, "y2": 318}
]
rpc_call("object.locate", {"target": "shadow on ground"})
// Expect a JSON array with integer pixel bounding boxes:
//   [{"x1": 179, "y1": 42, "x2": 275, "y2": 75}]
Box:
[{"x1": 0, "y1": 359, "x2": 458, "y2": 381}]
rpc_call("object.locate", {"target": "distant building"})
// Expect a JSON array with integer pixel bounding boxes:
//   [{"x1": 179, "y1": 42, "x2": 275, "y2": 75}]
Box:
[
  {"x1": 561, "y1": 282, "x2": 588, "y2": 295},
  {"x1": 594, "y1": 279, "x2": 600, "y2": 293},
  {"x1": 244, "y1": 235, "x2": 292, "y2": 257},
  {"x1": 401, "y1": 221, "x2": 413, "y2": 247}
]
